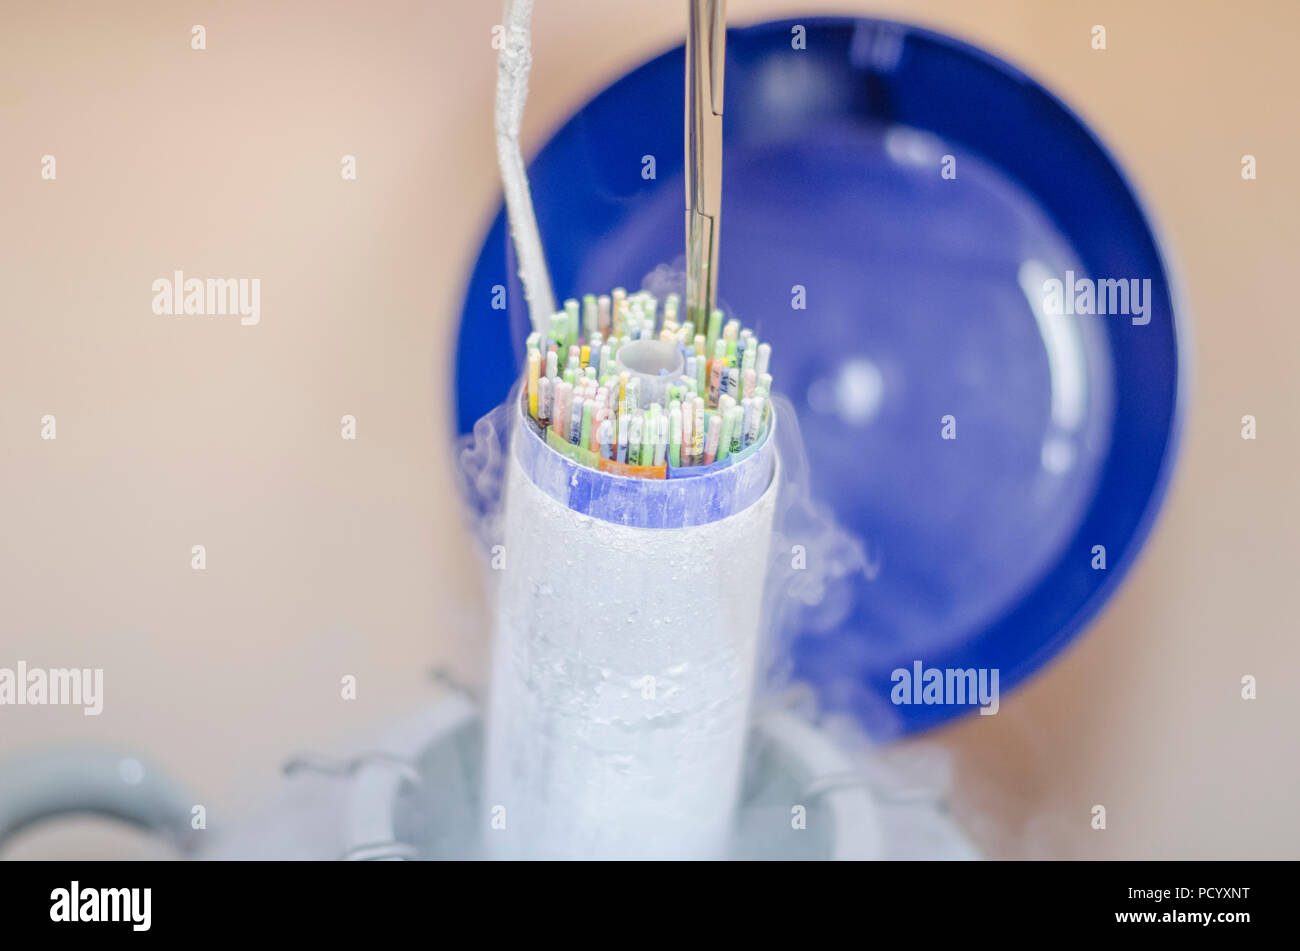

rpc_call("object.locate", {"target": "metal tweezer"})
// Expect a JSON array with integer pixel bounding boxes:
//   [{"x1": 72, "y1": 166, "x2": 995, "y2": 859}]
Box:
[{"x1": 685, "y1": 0, "x2": 726, "y2": 329}]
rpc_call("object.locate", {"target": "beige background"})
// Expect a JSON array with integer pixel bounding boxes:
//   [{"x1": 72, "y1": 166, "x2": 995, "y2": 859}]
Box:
[{"x1": 1, "y1": 0, "x2": 1296, "y2": 859}]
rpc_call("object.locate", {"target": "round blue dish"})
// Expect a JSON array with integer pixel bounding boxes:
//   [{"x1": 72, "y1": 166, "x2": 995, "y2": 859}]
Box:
[{"x1": 454, "y1": 18, "x2": 1185, "y2": 739}]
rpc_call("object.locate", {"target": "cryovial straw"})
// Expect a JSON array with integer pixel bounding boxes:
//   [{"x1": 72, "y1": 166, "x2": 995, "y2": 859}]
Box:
[
  {"x1": 598, "y1": 416, "x2": 613, "y2": 460},
  {"x1": 703, "y1": 413, "x2": 721, "y2": 465},
  {"x1": 685, "y1": 0, "x2": 726, "y2": 329},
  {"x1": 669, "y1": 400, "x2": 682, "y2": 467},
  {"x1": 628, "y1": 413, "x2": 643, "y2": 466},
  {"x1": 691, "y1": 397, "x2": 706, "y2": 462},
  {"x1": 538, "y1": 376, "x2": 552, "y2": 428},
  {"x1": 527, "y1": 349, "x2": 540, "y2": 419}
]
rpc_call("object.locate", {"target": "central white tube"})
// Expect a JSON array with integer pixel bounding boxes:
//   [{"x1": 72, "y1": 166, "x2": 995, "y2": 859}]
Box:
[{"x1": 482, "y1": 411, "x2": 779, "y2": 859}]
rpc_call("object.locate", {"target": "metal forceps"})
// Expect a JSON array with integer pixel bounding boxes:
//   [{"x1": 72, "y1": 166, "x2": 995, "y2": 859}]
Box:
[{"x1": 685, "y1": 0, "x2": 726, "y2": 328}]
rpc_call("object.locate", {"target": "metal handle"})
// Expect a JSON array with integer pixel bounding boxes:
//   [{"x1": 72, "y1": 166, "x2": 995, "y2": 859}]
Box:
[{"x1": 685, "y1": 0, "x2": 727, "y2": 328}]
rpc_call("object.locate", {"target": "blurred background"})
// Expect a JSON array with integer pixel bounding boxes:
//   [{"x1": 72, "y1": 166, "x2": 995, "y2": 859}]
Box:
[{"x1": 1, "y1": 0, "x2": 1296, "y2": 859}]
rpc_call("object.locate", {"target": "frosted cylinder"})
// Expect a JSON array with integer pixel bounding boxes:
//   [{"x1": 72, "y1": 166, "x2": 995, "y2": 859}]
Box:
[
  {"x1": 615, "y1": 338, "x2": 683, "y2": 407},
  {"x1": 483, "y1": 415, "x2": 779, "y2": 860}
]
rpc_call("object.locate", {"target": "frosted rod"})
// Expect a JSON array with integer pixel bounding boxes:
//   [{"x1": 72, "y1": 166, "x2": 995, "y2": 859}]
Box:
[{"x1": 495, "y1": 0, "x2": 556, "y2": 333}]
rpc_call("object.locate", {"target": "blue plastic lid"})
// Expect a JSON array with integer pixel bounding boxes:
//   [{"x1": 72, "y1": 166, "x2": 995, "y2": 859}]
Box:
[{"x1": 455, "y1": 18, "x2": 1184, "y2": 739}]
